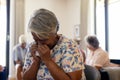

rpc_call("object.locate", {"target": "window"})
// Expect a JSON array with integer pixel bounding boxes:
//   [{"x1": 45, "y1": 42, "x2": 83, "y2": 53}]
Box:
[
  {"x1": 108, "y1": 0, "x2": 120, "y2": 59},
  {"x1": 0, "y1": 0, "x2": 7, "y2": 66},
  {"x1": 96, "y1": 0, "x2": 105, "y2": 50},
  {"x1": 96, "y1": 0, "x2": 120, "y2": 59}
]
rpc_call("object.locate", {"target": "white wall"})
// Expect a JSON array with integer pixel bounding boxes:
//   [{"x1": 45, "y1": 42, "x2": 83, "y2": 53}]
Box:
[
  {"x1": 65, "y1": 0, "x2": 80, "y2": 39},
  {"x1": 15, "y1": 0, "x2": 25, "y2": 44},
  {"x1": 62, "y1": 0, "x2": 80, "y2": 39},
  {"x1": 24, "y1": 0, "x2": 80, "y2": 42},
  {"x1": 80, "y1": 0, "x2": 95, "y2": 50}
]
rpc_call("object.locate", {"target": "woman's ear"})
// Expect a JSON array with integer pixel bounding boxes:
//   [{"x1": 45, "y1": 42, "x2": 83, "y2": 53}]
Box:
[{"x1": 56, "y1": 25, "x2": 59, "y2": 32}]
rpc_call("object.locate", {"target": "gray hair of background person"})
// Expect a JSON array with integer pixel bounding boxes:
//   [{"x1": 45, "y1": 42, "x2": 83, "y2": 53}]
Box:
[
  {"x1": 19, "y1": 34, "x2": 26, "y2": 44},
  {"x1": 85, "y1": 35, "x2": 99, "y2": 48},
  {"x1": 28, "y1": 8, "x2": 59, "y2": 39}
]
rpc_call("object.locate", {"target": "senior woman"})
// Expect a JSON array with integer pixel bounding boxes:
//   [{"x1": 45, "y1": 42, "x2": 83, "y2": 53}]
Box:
[
  {"x1": 23, "y1": 9, "x2": 85, "y2": 80},
  {"x1": 85, "y1": 35, "x2": 120, "y2": 69}
]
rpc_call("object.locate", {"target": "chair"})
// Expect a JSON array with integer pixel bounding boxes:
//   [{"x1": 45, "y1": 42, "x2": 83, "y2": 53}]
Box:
[
  {"x1": 103, "y1": 67, "x2": 120, "y2": 80},
  {"x1": 84, "y1": 65, "x2": 101, "y2": 80},
  {"x1": 0, "y1": 67, "x2": 7, "y2": 80}
]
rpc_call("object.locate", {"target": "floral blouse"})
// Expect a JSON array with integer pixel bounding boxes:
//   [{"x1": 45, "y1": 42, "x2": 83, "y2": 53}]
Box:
[{"x1": 23, "y1": 35, "x2": 85, "y2": 80}]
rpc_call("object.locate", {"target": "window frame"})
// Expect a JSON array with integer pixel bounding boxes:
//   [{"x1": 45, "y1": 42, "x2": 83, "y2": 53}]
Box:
[
  {"x1": 6, "y1": 0, "x2": 10, "y2": 78},
  {"x1": 95, "y1": 0, "x2": 109, "y2": 51},
  {"x1": 95, "y1": 0, "x2": 120, "y2": 61}
]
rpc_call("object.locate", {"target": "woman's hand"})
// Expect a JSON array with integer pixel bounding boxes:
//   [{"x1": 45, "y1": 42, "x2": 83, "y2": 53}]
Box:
[
  {"x1": 37, "y1": 42, "x2": 51, "y2": 62},
  {"x1": 30, "y1": 43, "x2": 41, "y2": 63}
]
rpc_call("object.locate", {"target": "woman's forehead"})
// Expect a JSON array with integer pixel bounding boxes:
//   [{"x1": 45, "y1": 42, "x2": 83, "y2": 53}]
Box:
[{"x1": 31, "y1": 32, "x2": 49, "y2": 40}]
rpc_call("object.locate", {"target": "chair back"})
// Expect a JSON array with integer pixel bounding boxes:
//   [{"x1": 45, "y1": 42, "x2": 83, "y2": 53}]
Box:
[{"x1": 84, "y1": 65, "x2": 101, "y2": 80}]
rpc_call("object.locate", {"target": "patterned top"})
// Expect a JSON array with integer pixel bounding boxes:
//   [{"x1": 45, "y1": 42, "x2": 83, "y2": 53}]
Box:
[{"x1": 23, "y1": 35, "x2": 85, "y2": 80}]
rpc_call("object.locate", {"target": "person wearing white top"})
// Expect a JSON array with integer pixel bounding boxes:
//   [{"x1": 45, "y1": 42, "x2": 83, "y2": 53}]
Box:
[{"x1": 85, "y1": 35, "x2": 120, "y2": 69}]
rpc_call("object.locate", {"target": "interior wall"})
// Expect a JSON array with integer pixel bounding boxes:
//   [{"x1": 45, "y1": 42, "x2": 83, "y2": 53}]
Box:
[
  {"x1": 24, "y1": 0, "x2": 80, "y2": 43},
  {"x1": 15, "y1": 0, "x2": 25, "y2": 44},
  {"x1": 62, "y1": 0, "x2": 80, "y2": 39},
  {"x1": 80, "y1": 0, "x2": 95, "y2": 51}
]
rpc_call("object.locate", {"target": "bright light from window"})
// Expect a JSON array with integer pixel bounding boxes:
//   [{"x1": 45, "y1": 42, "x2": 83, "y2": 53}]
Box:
[
  {"x1": 96, "y1": 2, "x2": 105, "y2": 50},
  {"x1": 108, "y1": 1, "x2": 120, "y2": 59},
  {"x1": 0, "y1": 1, "x2": 6, "y2": 66}
]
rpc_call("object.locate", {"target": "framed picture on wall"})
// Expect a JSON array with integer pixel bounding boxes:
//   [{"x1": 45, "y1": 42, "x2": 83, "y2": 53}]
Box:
[{"x1": 74, "y1": 24, "x2": 80, "y2": 39}]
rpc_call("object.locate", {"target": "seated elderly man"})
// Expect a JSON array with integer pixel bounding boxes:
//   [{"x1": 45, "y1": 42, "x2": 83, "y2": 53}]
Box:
[{"x1": 12, "y1": 34, "x2": 28, "y2": 80}]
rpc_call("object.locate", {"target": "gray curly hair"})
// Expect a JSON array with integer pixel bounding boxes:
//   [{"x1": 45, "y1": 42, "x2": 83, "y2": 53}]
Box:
[
  {"x1": 28, "y1": 8, "x2": 59, "y2": 39},
  {"x1": 85, "y1": 35, "x2": 99, "y2": 48}
]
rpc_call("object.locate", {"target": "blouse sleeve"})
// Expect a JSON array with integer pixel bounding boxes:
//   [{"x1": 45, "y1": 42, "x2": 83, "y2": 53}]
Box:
[
  {"x1": 94, "y1": 52, "x2": 109, "y2": 67},
  {"x1": 61, "y1": 42, "x2": 84, "y2": 73},
  {"x1": 23, "y1": 48, "x2": 33, "y2": 71}
]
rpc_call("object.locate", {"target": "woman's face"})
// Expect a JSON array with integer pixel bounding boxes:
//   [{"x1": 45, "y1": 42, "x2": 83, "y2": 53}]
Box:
[
  {"x1": 86, "y1": 43, "x2": 93, "y2": 51},
  {"x1": 31, "y1": 32, "x2": 57, "y2": 49}
]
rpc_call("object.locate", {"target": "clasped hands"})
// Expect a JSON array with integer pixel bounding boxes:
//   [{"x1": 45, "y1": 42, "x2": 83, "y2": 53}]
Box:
[{"x1": 30, "y1": 42, "x2": 51, "y2": 63}]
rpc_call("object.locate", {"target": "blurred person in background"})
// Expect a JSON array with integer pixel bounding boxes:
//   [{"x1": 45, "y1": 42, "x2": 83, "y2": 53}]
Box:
[
  {"x1": 85, "y1": 35, "x2": 120, "y2": 69},
  {"x1": 13, "y1": 34, "x2": 28, "y2": 80},
  {"x1": 85, "y1": 35, "x2": 120, "y2": 80}
]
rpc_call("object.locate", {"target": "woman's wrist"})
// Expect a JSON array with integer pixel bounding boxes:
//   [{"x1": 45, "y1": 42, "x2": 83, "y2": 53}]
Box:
[
  {"x1": 33, "y1": 60, "x2": 41, "y2": 67},
  {"x1": 33, "y1": 57, "x2": 41, "y2": 65},
  {"x1": 43, "y1": 59, "x2": 53, "y2": 65}
]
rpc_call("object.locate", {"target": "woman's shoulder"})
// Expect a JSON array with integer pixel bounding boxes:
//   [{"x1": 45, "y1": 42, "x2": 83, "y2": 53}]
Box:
[{"x1": 96, "y1": 47, "x2": 108, "y2": 57}]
